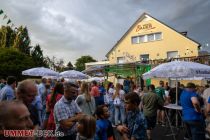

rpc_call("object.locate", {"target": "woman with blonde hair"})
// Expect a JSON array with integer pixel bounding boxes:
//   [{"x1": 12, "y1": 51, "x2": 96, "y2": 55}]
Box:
[
  {"x1": 76, "y1": 114, "x2": 96, "y2": 140},
  {"x1": 76, "y1": 82, "x2": 96, "y2": 115},
  {"x1": 113, "y1": 83, "x2": 125, "y2": 125}
]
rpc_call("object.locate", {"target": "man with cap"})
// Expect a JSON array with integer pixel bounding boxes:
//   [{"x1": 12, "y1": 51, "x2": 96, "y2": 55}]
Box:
[{"x1": 180, "y1": 82, "x2": 205, "y2": 140}]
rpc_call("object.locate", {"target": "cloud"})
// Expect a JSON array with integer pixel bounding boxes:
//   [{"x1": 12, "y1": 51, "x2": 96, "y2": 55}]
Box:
[{"x1": 0, "y1": 0, "x2": 210, "y2": 65}]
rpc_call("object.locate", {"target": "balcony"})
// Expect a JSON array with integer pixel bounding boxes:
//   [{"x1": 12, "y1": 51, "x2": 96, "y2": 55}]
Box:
[{"x1": 140, "y1": 55, "x2": 210, "y2": 67}]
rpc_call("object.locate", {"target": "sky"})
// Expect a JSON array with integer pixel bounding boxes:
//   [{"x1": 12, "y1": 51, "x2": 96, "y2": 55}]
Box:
[{"x1": 0, "y1": 0, "x2": 210, "y2": 65}]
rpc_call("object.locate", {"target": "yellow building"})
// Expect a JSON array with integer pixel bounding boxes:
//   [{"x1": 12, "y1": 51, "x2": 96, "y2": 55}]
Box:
[
  {"x1": 106, "y1": 12, "x2": 203, "y2": 86},
  {"x1": 106, "y1": 12, "x2": 200, "y2": 64}
]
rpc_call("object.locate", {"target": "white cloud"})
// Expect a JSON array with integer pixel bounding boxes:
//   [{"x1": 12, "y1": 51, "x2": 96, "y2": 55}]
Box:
[{"x1": 0, "y1": 0, "x2": 210, "y2": 64}]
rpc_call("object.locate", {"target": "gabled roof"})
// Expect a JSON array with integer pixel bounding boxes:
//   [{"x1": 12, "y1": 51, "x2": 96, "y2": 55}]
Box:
[{"x1": 106, "y1": 12, "x2": 201, "y2": 58}]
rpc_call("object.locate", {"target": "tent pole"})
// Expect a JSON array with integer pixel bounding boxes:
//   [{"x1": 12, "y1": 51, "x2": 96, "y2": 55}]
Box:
[
  {"x1": 176, "y1": 79, "x2": 178, "y2": 105},
  {"x1": 175, "y1": 78, "x2": 178, "y2": 127}
]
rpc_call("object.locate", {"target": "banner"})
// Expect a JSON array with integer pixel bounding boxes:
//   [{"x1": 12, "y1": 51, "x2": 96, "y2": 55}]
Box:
[{"x1": 7, "y1": 19, "x2": 11, "y2": 24}]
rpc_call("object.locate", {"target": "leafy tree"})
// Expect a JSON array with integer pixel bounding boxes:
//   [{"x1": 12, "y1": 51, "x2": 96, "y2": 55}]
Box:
[
  {"x1": 12, "y1": 26, "x2": 31, "y2": 55},
  {"x1": 45, "y1": 56, "x2": 56, "y2": 71},
  {"x1": 0, "y1": 26, "x2": 31, "y2": 55},
  {"x1": 75, "y1": 55, "x2": 97, "y2": 71},
  {"x1": 55, "y1": 58, "x2": 65, "y2": 72},
  {"x1": 0, "y1": 26, "x2": 16, "y2": 48},
  {"x1": 45, "y1": 56, "x2": 51, "y2": 69},
  {"x1": 44, "y1": 56, "x2": 65, "y2": 72},
  {"x1": 0, "y1": 25, "x2": 48, "y2": 68},
  {"x1": 31, "y1": 44, "x2": 47, "y2": 67},
  {"x1": 0, "y1": 48, "x2": 36, "y2": 80},
  {"x1": 64, "y1": 61, "x2": 74, "y2": 70}
]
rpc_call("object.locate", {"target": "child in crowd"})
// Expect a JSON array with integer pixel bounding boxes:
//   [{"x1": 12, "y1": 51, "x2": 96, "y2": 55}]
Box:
[
  {"x1": 76, "y1": 115, "x2": 96, "y2": 140},
  {"x1": 95, "y1": 105, "x2": 115, "y2": 140},
  {"x1": 116, "y1": 92, "x2": 147, "y2": 140}
]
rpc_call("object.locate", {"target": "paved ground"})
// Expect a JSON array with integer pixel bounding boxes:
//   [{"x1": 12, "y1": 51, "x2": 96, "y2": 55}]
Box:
[
  {"x1": 113, "y1": 124, "x2": 185, "y2": 140},
  {"x1": 113, "y1": 123, "x2": 210, "y2": 140},
  {"x1": 152, "y1": 125, "x2": 185, "y2": 140}
]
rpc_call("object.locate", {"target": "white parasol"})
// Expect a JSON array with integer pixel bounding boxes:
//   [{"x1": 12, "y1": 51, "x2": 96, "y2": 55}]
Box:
[
  {"x1": 143, "y1": 61, "x2": 210, "y2": 79},
  {"x1": 87, "y1": 77, "x2": 105, "y2": 82},
  {"x1": 143, "y1": 61, "x2": 210, "y2": 105},
  {"x1": 22, "y1": 67, "x2": 59, "y2": 77},
  {"x1": 59, "y1": 70, "x2": 89, "y2": 79}
]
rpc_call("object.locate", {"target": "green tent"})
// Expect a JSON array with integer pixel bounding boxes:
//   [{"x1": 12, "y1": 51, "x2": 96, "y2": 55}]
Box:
[{"x1": 104, "y1": 62, "x2": 151, "y2": 85}]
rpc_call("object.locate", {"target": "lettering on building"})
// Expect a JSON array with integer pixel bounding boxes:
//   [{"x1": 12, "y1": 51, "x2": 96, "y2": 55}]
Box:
[
  {"x1": 136, "y1": 23, "x2": 155, "y2": 32},
  {"x1": 123, "y1": 52, "x2": 136, "y2": 62}
]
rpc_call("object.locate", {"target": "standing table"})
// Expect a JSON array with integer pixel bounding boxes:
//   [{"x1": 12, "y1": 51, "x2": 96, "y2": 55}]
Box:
[{"x1": 164, "y1": 104, "x2": 183, "y2": 140}]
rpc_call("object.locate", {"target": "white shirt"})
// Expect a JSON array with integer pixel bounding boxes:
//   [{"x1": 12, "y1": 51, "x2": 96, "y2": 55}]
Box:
[
  {"x1": 105, "y1": 88, "x2": 114, "y2": 103},
  {"x1": 113, "y1": 89, "x2": 125, "y2": 100}
]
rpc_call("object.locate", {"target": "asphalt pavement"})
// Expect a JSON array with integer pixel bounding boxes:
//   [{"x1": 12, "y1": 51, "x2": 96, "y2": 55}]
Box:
[{"x1": 113, "y1": 124, "x2": 185, "y2": 140}]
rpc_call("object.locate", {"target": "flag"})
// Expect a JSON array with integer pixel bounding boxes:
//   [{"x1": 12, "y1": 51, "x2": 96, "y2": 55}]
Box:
[
  {"x1": 11, "y1": 24, "x2": 14, "y2": 28},
  {"x1": 3, "y1": 14, "x2": 7, "y2": 20},
  {"x1": 0, "y1": 9, "x2": 3, "y2": 15},
  {"x1": 7, "y1": 19, "x2": 11, "y2": 24}
]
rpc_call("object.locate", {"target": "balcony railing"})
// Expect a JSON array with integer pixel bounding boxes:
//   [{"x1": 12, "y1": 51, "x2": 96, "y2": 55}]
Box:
[{"x1": 140, "y1": 55, "x2": 210, "y2": 67}]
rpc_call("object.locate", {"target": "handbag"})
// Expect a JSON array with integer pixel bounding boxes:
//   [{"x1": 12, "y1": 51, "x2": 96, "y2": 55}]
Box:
[{"x1": 113, "y1": 97, "x2": 121, "y2": 107}]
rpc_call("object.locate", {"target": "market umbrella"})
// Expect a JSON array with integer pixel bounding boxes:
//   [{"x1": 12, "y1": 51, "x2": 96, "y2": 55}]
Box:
[
  {"x1": 59, "y1": 70, "x2": 89, "y2": 79},
  {"x1": 42, "y1": 75, "x2": 59, "y2": 80},
  {"x1": 82, "y1": 65, "x2": 105, "y2": 77},
  {"x1": 142, "y1": 61, "x2": 210, "y2": 104},
  {"x1": 87, "y1": 77, "x2": 105, "y2": 82},
  {"x1": 82, "y1": 65, "x2": 105, "y2": 73},
  {"x1": 143, "y1": 61, "x2": 210, "y2": 79},
  {"x1": 143, "y1": 60, "x2": 210, "y2": 128},
  {"x1": 22, "y1": 67, "x2": 59, "y2": 77}
]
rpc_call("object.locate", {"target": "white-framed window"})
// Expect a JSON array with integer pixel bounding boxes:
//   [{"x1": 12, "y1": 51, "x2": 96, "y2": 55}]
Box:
[
  {"x1": 131, "y1": 36, "x2": 139, "y2": 44},
  {"x1": 148, "y1": 34, "x2": 155, "y2": 41},
  {"x1": 167, "y1": 51, "x2": 178, "y2": 59},
  {"x1": 131, "y1": 32, "x2": 162, "y2": 44},
  {"x1": 117, "y1": 57, "x2": 124, "y2": 64},
  {"x1": 139, "y1": 35, "x2": 147, "y2": 43},
  {"x1": 155, "y1": 32, "x2": 162, "y2": 40}
]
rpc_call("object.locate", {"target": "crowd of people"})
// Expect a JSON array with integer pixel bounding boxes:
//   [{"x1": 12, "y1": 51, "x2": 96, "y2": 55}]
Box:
[{"x1": 0, "y1": 76, "x2": 210, "y2": 140}]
